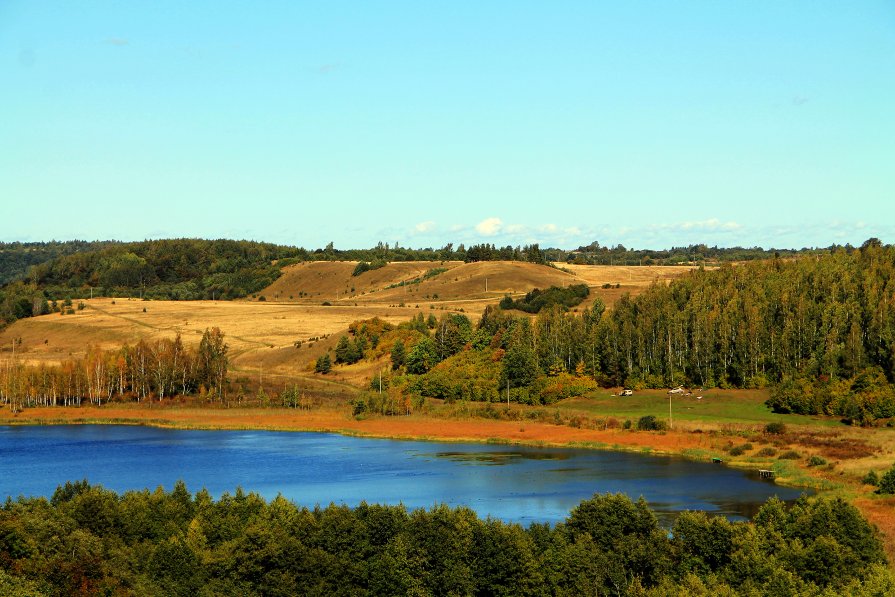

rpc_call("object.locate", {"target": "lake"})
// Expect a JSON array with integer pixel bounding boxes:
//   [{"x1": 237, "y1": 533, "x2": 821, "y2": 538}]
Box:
[{"x1": 0, "y1": 425, "x2": 806, "y2": 525}]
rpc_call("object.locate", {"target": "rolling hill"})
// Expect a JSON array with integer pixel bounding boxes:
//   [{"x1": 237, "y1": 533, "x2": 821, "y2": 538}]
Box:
[{"x1": 0, "y1": 261, "x2": 698, "y2": 390}]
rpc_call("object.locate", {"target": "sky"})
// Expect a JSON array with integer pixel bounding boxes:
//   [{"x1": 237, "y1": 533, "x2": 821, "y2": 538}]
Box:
[{"x1": 2, "y1": 1, "x2": 894, "y2": 251}]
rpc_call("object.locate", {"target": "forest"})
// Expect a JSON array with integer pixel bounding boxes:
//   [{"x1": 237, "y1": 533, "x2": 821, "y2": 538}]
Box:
[
  {"x1": 0, "y1": 239, "x2": 305, "y2": 327},
  {"x1": 0, "y1": 483, "x2": 891, "y2": 596},
  {"x1": 340, "y1": 241, "x2": 895, "y2": 423},
  {"x1": 0, "y1": 241, "x2": 117, "y2": 286},
  {"x1": 0, "y1": 329, "x2": 229, "y2": 412}
]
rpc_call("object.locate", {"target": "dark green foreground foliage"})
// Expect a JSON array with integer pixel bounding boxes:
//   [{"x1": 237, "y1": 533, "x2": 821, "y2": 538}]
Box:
[{"x1": 1, "y1": 483, "x2": 892, "y2": 596}]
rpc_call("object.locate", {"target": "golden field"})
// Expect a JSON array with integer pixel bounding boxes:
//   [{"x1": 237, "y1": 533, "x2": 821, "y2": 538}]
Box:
[{"x1": 0, "y1": 261, "x2": 696, "y2": 382}]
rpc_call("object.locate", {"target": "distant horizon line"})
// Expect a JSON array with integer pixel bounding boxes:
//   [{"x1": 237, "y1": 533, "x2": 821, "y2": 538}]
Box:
[{"x1": 1, "y1": 236, "x2": 888, "y2": 254}]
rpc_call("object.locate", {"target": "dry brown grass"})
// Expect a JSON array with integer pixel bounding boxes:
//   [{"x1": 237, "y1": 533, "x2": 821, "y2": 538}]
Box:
[
  {"x1": 854, "y1": 496, "x2": 895, "y2": 562},
  {"x1": 259, "y1": 261, "x2": 695, "y2": 307},
  {"x1": 0, "y1": 260, "x2": 747, "y2": 433},
  {"x1": 260, "y1": 260, "x2": 465, "y2": 302},
  {"x1": 0, "y1": 261, "x2": 692, "y2": 379},
  {"x1": 0, "y1": 403, "x2": 712, "y2": 455},
  {"x1": 559, "y1": 263, "x2": 701, "y2": 308},
  {"x1": 0, "y1": 298, "x2": 419, "y2": 371}
]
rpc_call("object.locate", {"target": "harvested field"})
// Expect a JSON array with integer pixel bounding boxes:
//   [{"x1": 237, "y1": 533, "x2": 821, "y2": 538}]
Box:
[
  {"x1": 0, "y1": 261, "x2": 693, "y2": 378},
  {"x1": 0, "y1": 298, "x2": 421, "y2": 371}
]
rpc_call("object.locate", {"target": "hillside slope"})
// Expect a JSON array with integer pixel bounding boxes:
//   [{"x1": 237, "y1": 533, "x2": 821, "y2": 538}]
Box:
[{"x1": 258, "y1": 261, "x2": 463, "y2": 301}]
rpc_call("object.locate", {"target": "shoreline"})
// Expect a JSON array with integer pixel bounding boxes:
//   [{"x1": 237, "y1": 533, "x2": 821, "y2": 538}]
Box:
[
  {"x1": 7, "y1": 403, "x2": 895, "y2": 561},
  {"x1": 0, "y1": 404, "x2": 828, "y2": 490}
]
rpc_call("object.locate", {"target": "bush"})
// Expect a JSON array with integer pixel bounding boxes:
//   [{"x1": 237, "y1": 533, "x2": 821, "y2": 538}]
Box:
[
  {"x1": 351, "y1": 399, "x2": 367, "y2": 417},
  {"x1": 623, "y1": 419, "x2": 632, "y2": 430},
  {"x1": 877, "y1": 465, "x2": 895, "y2": 494},
  {"x1": 779, "y1": 450, "x2": 801, "y2": 460},
  {"x1": 637, "y1": 415, "x2": 666, "y2": 431},
  {"x1": 728, "y1": 445, "x2": 748, "y2": 457},
  {"x1": 764, "y1": 422, "x2": 787, "y2": 435},
  {"x1": 808, "y1": 455, "x2": 827, "y2": 467},
  {"x1": 352, "y1": 259, "x2": 386, "y2": 277},
  {"x1": 757, "y1": 447, "x2": 777, "y2": 457},
  {"x1": 863, "y1": 470, "x2": 880, "y2": 487}
]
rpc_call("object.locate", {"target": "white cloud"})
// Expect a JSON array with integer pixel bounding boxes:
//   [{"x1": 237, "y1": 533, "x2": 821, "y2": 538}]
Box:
[
  {"x1": 414, "y1": 220, "x2": 435, "y2": 233},
  {"x1": 677, "y1": 218, "x2": 740, "y2": 231},
  {"x1": 475, "y1": 217, "x2": 503, "y2": 236}
]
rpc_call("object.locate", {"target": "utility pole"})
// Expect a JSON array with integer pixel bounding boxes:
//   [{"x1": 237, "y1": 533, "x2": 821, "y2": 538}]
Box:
[
  {"x1": 669, "y1": 393, "x2": 673, "y2": 430},
  {"x1": 507, "y1": 379, "x2": 510, "y2": 407}
]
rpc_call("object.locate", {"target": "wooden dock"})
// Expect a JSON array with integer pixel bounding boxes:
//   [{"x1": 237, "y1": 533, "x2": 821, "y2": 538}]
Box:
[{"x1": 758, "y1": 469, "x2": 775, "y2": 479}]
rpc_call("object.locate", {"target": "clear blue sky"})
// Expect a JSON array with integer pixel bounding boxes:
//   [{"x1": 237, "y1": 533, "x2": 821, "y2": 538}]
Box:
[{"x1": 2, "y1": 1, "x2": 893, "y2": 250}]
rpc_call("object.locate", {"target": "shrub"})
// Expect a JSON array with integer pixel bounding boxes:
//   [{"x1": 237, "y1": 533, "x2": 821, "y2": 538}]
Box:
[
  {"x1": 351, "y1": 399, "x2": 367, "y2": 417},
  {"x1": 637, "y1": 415, "x2": 666, "y2": 431},
  {"x1": 779, "y1": 450, "x2": 801, "y2": 460},
  {"x1": 877, "y1": 465, "x2": 895, "y2": 494},
  {"x1": 764, "y1": 422, "x2": 787, "y2": 435},
  {"x1": 808, "y1": 455, "x2": 828, "y2": 467},
  {"x1": 757, "y1": 447, "x2": 777, "y2": 457},
  {"x1": 623, "y1": 419, "x2": 632, "y2": 430},
  {"x1": 863, "y1": 470, "x2": 880, "y2": 486},
  {"x1": 352, "y1": 259, "x2": 386, "y2": 277},
  {"x1": 728, "y1": 445, "x2": 747, "y2": 457}
]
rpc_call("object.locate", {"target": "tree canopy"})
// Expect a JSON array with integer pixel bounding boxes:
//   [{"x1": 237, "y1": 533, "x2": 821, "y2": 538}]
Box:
[{"x1": 0, "y1": 485, "x2": 889, "y2": 595}]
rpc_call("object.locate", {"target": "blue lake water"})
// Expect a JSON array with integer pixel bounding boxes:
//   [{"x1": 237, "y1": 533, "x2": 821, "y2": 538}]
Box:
[{"x1": 0, "y1": 425, "x2": 806, "y2": 525}]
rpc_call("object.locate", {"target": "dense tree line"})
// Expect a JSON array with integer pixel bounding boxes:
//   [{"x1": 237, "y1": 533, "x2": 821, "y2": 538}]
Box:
[
  {"x1": 557, "y1": 241, "x2": 831, "y2": 266},
  {"x1": 25, "y1": 239, "x2": 301, "y2": 300},
  {"x1": 370, "y1": 241, "x2": 895, "y2": 420},
  {"x1": 0, "y1": 329, "x2": 229, "y2": 410},
  {"x1": 585, "y1": 241, "x2": 895, "y2": 419},
  {"x1": 0, "y1": 241, "x2": 116, "y2": 286},
  {"x1": 463, "y1": 243, "x2": 546, "y2": 263},
  {"x1": 323, "y1": 240, "x2": 826, "y2": 266},
  {"x1": 0, "y1": 484, "x2": 890, "y2": 595}
]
